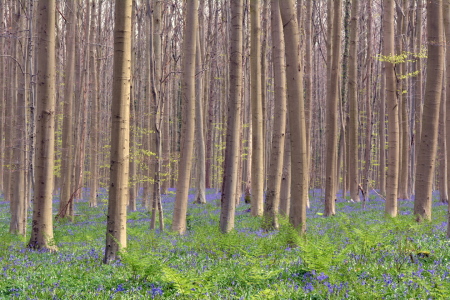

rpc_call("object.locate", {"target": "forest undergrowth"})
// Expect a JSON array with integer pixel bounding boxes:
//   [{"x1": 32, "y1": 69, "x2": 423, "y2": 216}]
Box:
[{"x1": 1, "y1": 188, "x2": 450, "y2": 299}]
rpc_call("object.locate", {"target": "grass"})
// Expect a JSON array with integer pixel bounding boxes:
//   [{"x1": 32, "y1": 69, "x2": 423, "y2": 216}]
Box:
[{"x1": 1, "y1": 188, "x2": 450, "y2": 299}]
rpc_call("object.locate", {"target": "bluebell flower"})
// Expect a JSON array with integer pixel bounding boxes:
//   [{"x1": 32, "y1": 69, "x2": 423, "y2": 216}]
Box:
[
  {"x1": 150, "y1": 287, "x2": 163, "y2": 297},
  {"x1": 114, "y1": 283, "x2": 126, "y2": 292}
]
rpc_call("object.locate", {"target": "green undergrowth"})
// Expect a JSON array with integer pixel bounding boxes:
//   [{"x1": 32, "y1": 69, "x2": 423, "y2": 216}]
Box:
[{"x1": 1, "y1": 193, "x2": 450, "y2": 299}]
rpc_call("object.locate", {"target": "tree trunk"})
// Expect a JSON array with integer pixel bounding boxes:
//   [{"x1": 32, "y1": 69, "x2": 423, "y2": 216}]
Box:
[
  {"x1": 194, "y1": 35, "x2": 206, "y2": 204},
  {"x1": 104, "y1": 0, "x2": 132, "y2": 263},
  {"x1": 279, "y1": 0, "x2": 308, "y2": 233},
  {"x1": 397, "y1": 0, "x2": 410, "y2": 200},
  {"x1": 379, "y1": 64, "x2": 386, "y2": 196},
  {"x1": 438, "y1": 96, "x2": 448, "y2": 203},
  {"x1": 263, "y1": 0, "x2": 287, "y2": 230},
  {"x1": 324, "y1": 0, "x2": 342, "y2": 216},
  {"x1": 10, "y1": 2, "x2": 27, "y2": 235},
  {"x1": 220, "y1": 0, "x2": 243, "y2": 233},
  {"x1": 250, "y1": 0, "x2": 264, "y2": 216},
  {"x1": 414, "y1": 0, "x2": 444, "y2": 221},
  {"x1": 383, "y1": 0, "x2": 399, "y2": 217},
  {"x1": 348, "y1": 0, "x2": 359, "y2": 202},
  {"x1": 89, "y1": 0, "x2": 100, "y2": 208},
  {"x1": 28, "y1": 0, "x2": 57, "y2": 251},
  {"x1": 172, "y1": 0, "x2": 198, "y2": 234},
  {"x1": 444, "y1": 0, "x2": 450, "y2": 237}
]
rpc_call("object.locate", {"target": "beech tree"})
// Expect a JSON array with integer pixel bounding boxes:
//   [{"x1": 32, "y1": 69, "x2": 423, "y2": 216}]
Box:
[
  {"x1": 279, "y1": 0, "x2": 308, "y2": 232},
  {"x1": 28, "y1": 0, "x2": 57, "y2": 251},
  {"x1": 220, "y1": 0, "x2": 244, "y2": 233},
  {"x1": 104, "y1": 0, "x2": 132, "y2": 263},
  {"x1": 414, "y1": 0, "x2": 444, "y2": 221},
  {"x1": 324, "y1": 0, "x2": 342, "y2": 216},
  {"x1": 172, "y1": 0, "x2": 199, "y2": 234},
  {"x1": 250, "y1": 0, "x2": 264, "y2": 217},
  {"x1": 383, "y1": 0, "x2": 399, "y2": 217},
  {"x1": 348, "y1": 0, "x2": 359, "y2": 203},
  {"x1": 263, "y1": 0, "x2": 287, "y2": 230}
]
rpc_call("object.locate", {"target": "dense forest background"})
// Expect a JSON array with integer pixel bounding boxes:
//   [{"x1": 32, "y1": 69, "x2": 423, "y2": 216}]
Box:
[{"x1": 1, "y1": 0, "x2": 449, "y2": 258}]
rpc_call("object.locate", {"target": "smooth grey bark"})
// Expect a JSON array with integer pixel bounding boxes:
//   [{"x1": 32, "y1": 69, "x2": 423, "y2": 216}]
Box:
[
  {"x1": 28, "y1": 0, "x2": 57, "y2": 251},
  {"x1": 263, "y1": 0, "x2": 287, "y2": 230},
  {"x1": 279, "y1": 0, "x2": 308, "y2": 232},
  {"x1": 220, "y1": 0, "x2": 243, "y2": 233},
  {"x1": 172, "y1": 0, "x2": 198, "y2": 234},
  {"x1": 104, "y1": 0, "x2": 132, "y2": 263},
  {"x1": 414, "y1": 0, "x2": 444, "y2": 221}
]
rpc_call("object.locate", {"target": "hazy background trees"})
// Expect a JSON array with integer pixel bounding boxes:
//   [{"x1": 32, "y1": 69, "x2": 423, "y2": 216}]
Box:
[{"x1": 0, "y1": 0, "x2": 449, "y2": 255}]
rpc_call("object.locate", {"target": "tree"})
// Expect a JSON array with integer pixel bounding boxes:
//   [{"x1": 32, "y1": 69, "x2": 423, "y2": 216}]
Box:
[
  {"x1": 220, "y1": 0, "x2": 244, "y2": 233},
  {"x1": 194, "y1": 34, "x2": 206, "y2": 205},
  {"x1": 104, "y1": 0, "x2": 132, "y2": 263},
  {"x1": 172, "y1": 0, "x2": 198, "y2": 234},
  {"x1": 279, "y1": 0, "x2": 308, "y2": 232},
  {"x1": 250, "y1": 0, "x2": 264, "y2": 216},
  {"x1": 414, "y1": 0, "x2": 444, "y2": 221},
  {"x1": 348, "y1": 0, "x2": 359, "y2": 203},
  {"x1": 28, "y1": 0, "x2": 57, "y2": 251},
  {"x1": 10, "y1": 1, "x2": 27, "y2": 235},
  {"x1": 263, "y1": 0, "x2": 287, "y2": 230},
  {"x1": 383, "y1": 0, "x2": 399, "y2": 217},
  {"x1": 59, "y1": 0, "x2": 77, "y2": 219},
  {"x1": 150, "y1": 0, "x2": 165, "y2": 230},
  {"x1": 444, "y1": 0, "x2": 450, "y2": 237},
  {"x1": 324, "y1": 0, "x2": 342, "y2": 216}
]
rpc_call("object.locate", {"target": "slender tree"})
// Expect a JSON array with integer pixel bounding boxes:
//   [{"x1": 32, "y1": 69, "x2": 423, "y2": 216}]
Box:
[
  {"x1": 414, "y1": 0, "x2": 444, "y2": 221},
  {"x1": 348, "y1": 0, "x2": 359, "y2": 202},
  {"x1": 324, "y1": 0, "x2": 342, "y2": 215},
  {"x1": 194, "y1": 35, "x2": 206, "y2": 204},
  {"x1": 10, "y1": 2, "x2": 27, "y2": 235},
  {"x1": 104, "y1": 0, "x2": 132, "y2": 263},
  {"x1": 250, "y1": 0, "x2": 264, "y2": 216},
  {"x1": 28, "y1": 0, "x2": 57, "y2": 251},
  {"x1": 279, "y1": 0, "x2": 308, "y2": 232},
  {"x1": 383, "y1": 0, "x2": 399, "y2": 217},
  {"x1": 220, "y1": 0, "x2": 244, "y2": 233},
  {"x1": 172, "y1": 0, "x2": 198, "y2": 234},
  {"x1": 444, "y1": 0, "x2": 450, "y2": 237},
  {"x1": 59, "y1": 0, "x2": 77, "y2": 218},
  {"x1": 263, "y1": 0, "x2": 287, "y2": 230}
]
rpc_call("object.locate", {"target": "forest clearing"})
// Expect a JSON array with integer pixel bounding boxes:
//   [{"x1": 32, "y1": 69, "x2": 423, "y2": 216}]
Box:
[{"x1": 1, "y1": 188, "x2": 450, "y2": 299}]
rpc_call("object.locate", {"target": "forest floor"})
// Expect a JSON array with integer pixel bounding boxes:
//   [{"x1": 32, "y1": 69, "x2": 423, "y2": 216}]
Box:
[{"x1": 1, "y1": 188, "x2": 450, "y2": 299}]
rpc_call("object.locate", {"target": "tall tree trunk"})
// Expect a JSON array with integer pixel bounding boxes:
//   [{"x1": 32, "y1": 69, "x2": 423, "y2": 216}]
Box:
[
  {"x1": 10, "y1": 3, "x2": 27, "y2": 235},
  {"x1": 348, "y1": 0, "x2": 359, "y2": 202},
  {"x1": 379, "y1": 65, "x2": 386, "y2": 196},
  {"x1": 89, "y1": 0, "x2": 100, "y2": 208},
  {"x1": 414, "y1": 0, "x2": 444, "y2": 221},
  {"x1": 362, "y1": 0, "x2": 374, "y2": 203},
  {"x1": 250, "y1": 0, "x2": 264, "y2": 216},
  {"x1": 383, "y1": 0, "x2": 399, "y2": 217},
  {"x1": 279, "y1": 127, "x2": 291, "y2": 216},
  {"x1": 194, "y1": 35, "x2": 206, "y2": 204},
  {"x1": 279, "y1": 0, "x2": 308, "y2": 233},
  {"x1": 413, "y1": 0, "x2": 423, "y2": 192},
  {"x1": 398, "y1": 0, "x2": 410, "y2": 199},
  {"x1": 263, "y1": 0, "x2": 287, "y2": 230},
  {"x1": 220, "y1": 0, "x2": 243, "y2": 233},
  {"x1": 304, "y1": 0, "x2": 313, "y2": 203},
  {"x1": 104, "y1": 0, "x2": 132, "y2": 263},
  {"x1": 324, "y1": 0, "x2": 342, "y2": 216},
  {"x1": 0, "y1": 0, "x2": 4, "y2": 194},
  {"x1": 172, "y1": 0, "x2": 198, "y2": 234},
  {"x1": 28, "y1": 0, "x2": 57, "y2": 251},
  {"x1": 444, "y1": 0, "x2": 450, "y2": 237},
  {"x1": 438, "y1": 96, "x2": 448, "y2": 203}
]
